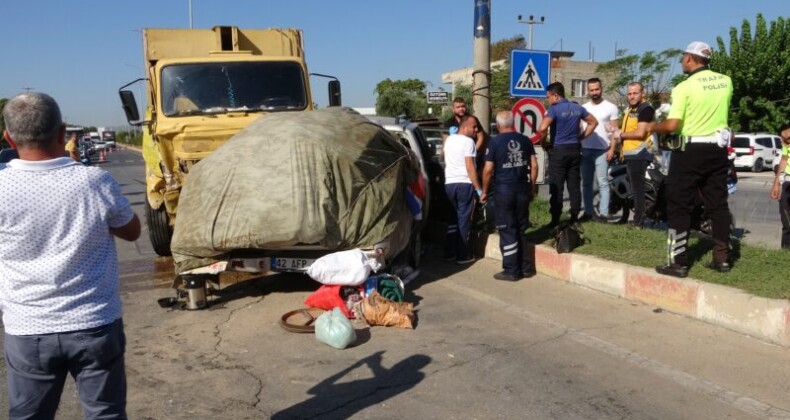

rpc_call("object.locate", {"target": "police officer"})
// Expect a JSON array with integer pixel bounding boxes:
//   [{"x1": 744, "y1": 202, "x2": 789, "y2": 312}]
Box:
[
  {"x1": 480, "y1": 111, "x2": 538, "y2": 280},
  {"x1": 769, "y1": 125, "x2": 790, "y2": 249},
  {"x1": 537, "y1": 82, "x2": 598, "y2": 226},
  {"x1": 654, "y1": 41, "x2": 733, "y2": 277}
]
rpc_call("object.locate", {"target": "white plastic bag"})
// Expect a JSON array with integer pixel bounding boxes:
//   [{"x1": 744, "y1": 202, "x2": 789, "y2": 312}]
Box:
[
  {"x1": 314, "y1": 308, "x2": 357, "y2": 349},
  {"x1": 306, "y1": 249, "x2": 381, "y2": 286}
]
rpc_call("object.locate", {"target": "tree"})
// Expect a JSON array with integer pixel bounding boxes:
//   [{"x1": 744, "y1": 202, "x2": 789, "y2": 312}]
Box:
[
  {"x1": 491, "y1": 35, "x2": 526, "y2": 61},
  {"x1": 713, "y1": 14, "x2": 790, "y2": 132},
  {"x1": 374, "y1": 78, "x2": 430, "y2": 119},
  {"x1": 447, "y1": 35, "x2": 526, "y2": 120},
  {"x1": 596, "y1": 48, "x2": 683, "y2": 107}
]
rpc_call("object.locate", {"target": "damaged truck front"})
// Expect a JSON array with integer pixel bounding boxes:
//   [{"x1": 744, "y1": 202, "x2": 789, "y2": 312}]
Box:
[{"x1": 119, "y1": 26, "x2": 341, "y2": 256}]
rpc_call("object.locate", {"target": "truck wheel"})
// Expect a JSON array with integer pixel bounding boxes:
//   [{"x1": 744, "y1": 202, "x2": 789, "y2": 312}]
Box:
[
  {"x1": 146, "y1": 205, "x2": 173, "y2": 256},
  {"x1": 752, "y1": 158, "x2": 763, "y2": 173}
]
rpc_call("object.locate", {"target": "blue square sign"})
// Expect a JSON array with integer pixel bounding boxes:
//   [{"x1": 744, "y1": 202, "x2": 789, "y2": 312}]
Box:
[{"x1": 510, "y1": 50, "x2": 551, "y2": 97}]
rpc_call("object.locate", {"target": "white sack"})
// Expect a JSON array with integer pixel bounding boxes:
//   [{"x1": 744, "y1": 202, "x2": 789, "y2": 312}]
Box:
[{"x1": 306, "y1": 249, "x2": 381, "y2": 286}]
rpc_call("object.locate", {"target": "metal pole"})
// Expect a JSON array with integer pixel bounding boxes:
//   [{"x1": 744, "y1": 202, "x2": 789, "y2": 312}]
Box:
[
  {"x1": 529, "y1": 24, "x2": 533, "y2": 49},
  {"x1": 473, "y1": 0, "x2": 491, "y2": 136},
  {"x1": 188, "y1": 0, "x2": 193, "y2": 29},
  {"x1": 518, "y1": 15, "x2": 545, "y2": 51}
]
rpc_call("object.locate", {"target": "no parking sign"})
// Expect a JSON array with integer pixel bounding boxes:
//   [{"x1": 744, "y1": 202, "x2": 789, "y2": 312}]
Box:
[{"x1": 511, "y1": 97, "x2": 546, "y2": 143}]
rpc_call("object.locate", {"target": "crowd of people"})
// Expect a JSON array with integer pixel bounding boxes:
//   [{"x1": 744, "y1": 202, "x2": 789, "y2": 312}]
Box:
[
  {"x1": 440, "y1": 40, "x2": 789, "y2": 281},
  {"x1": 0, "y1": 38, "x2": 788, "y2": 419}
]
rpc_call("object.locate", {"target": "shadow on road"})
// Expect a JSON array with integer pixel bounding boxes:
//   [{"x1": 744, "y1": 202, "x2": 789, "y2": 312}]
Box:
[{"x1": 271, "y1": 351, "x2": 430, "y2": 419}]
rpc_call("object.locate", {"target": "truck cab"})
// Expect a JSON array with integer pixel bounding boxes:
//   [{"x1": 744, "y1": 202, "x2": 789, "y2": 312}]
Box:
[{"x1": 119, "y1": 26, "x2": 340, "y2": 256}]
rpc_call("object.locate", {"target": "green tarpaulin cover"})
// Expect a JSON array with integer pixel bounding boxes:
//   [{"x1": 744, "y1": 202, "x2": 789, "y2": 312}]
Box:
[{"x1": 171, "y1": 107, "x2": 418, "y2": 273}]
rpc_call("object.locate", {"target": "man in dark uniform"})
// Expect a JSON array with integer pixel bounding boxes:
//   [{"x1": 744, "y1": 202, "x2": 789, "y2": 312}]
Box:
[
  {"x1": 654, "y1": 41, "x2": 734, "y2": 277},
  {"x1": 537, "y1": 82, "x2": 598, "y2": 226},
  {"x1": 481, "y1": 111, "x2": 539, "y2": 280}
]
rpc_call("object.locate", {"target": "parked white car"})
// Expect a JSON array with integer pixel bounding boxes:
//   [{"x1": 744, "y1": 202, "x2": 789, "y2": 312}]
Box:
[{"x1": 732, "y1": 133, "x2": 782, "y2": 172}]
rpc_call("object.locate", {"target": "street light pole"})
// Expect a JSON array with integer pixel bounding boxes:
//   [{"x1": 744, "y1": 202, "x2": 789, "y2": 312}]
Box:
[
  {"x1": 517, "y1": 14, "x2": 546, "y2": 50},
  {"x1": 188, "y1": 0, "x2": 193, "y2": 29}
]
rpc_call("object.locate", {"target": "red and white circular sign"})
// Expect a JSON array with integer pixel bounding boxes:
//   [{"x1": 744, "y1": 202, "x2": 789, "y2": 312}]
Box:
[{"x1": 511, "y1": 97, "x2": 546, "y2": 143}]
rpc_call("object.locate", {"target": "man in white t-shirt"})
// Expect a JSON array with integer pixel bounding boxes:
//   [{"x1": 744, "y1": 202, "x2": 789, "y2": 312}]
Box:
[
  {"x1": 581, "y1": 78, "x2": 620, "y2": 221},
  {"x1": 443, "y1": 115, "x2": 483, "y2": 264},
  {"x1": 0, "y1": 92, "x2": 141, "y2": 419}
]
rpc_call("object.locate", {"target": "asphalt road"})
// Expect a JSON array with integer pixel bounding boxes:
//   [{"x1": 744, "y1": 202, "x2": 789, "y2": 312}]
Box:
[{"x1": 1, "y1": 149, "x2": 788, "y2": 419}]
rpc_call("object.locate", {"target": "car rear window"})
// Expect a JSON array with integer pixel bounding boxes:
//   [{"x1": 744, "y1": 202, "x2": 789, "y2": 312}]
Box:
[
  {"x1": 756, "y1": 137, "x2": 773, "y2": 148},
  {"x1": 732, "y1": 137, "x2": 750, "y2": 148}
]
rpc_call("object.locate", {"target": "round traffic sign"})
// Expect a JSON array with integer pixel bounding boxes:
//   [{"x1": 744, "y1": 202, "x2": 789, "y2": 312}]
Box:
[{"x1": 511, "y1": 97, "x2": 546, "y2": 143}]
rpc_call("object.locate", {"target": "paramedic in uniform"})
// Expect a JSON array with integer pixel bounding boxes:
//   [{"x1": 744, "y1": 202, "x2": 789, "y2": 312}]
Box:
[
  {"x1": 653, "y1": 41, "x2": 733, "y2": 278},
  {"x1": 480, "y1": 111, "x2": 539, "y2": 281}
]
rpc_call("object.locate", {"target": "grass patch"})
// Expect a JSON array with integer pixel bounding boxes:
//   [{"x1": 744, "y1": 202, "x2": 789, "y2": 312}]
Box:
[{"x1": 524, "y1": 198, "x2": 790, "y2": 300}]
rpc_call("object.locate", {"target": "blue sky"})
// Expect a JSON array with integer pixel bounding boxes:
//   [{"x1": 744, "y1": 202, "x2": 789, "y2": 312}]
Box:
[{"x1": 0, "y1": 1, "x2": 785, "y2": 127}]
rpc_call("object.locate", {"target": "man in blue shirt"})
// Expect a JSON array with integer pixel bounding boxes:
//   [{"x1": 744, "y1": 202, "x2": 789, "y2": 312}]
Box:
[
  {"x1": 481, "y1": 111, "x2": 539, "y2": 280},
  {"x1": 537, "y1": 82, "x2": 598, "y2": 226}
]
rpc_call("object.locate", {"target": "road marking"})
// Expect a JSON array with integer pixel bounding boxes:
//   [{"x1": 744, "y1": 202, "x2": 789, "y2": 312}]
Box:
[{"x1": 439, "y1": 280, "x2": 790, "y2": 419}]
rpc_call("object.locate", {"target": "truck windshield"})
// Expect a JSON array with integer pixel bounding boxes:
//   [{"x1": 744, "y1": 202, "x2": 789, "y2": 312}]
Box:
[{"x1": 161, "y1": 61, "x2": 308, "y2": 116}]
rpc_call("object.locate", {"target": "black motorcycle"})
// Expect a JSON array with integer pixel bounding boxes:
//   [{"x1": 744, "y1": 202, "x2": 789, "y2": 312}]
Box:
[{"x1": 594, "y1": 157, "x2": 736, "y2": 237}]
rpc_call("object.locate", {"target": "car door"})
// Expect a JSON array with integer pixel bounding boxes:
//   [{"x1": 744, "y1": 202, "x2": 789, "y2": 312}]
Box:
[{"x1": 756, "y1": 137, "x2": 774, "y2": 163}]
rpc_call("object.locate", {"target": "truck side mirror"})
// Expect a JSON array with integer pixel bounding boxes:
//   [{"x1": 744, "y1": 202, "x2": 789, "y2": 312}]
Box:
[
  {"x1": 119, "y1": 90, "x2": 141, "y2": 125},
  {"x1": 328, "y1": 80, "x2": 341, "y2": 107}
]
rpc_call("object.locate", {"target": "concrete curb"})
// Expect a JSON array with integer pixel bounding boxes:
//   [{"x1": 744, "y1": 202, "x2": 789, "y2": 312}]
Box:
[{"x1": 482, "y1": 232, "x2": 790, "y2": 347}]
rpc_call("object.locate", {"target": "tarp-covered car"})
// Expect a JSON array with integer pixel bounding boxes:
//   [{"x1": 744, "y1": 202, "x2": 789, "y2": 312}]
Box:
[{"x1": 171, "y1": 107, "x2": 422, "y2": 274}]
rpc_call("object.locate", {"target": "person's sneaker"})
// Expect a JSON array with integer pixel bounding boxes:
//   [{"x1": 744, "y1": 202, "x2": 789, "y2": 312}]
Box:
[
  {"x1": 493, "y1": 271, "x2": 521, "y2": 281},
  {"x1": 593, "y1": 215, "x2": 609, "y2": 224},
  {"x1": 578, "y1": 213, "x2": 593, "y2": 223},
  {"x1": 706, "y1": 260, "x2": 732, "y2": 273},
  {"x1": 627, "y1": 221, "x2": 644, "y2": 230},
  {"x1": 443, "y1": 256, "x2": 456, "y2": 262},
  {"x1": 456, "y1": 257, "x2": 475, "y2": 265},
  {"x1": 655, "y1": 264, "x2": 689, "y2": 278}
]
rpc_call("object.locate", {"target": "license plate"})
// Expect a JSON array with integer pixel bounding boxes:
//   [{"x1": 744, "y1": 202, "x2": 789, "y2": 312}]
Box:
[{"x1": 271, "y1": 257, "x2": 314, "y2": 272}]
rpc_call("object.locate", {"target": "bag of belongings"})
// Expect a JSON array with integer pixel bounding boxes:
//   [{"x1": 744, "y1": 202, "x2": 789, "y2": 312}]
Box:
[
  {"x1": 551, "y1": 222, "x2": 588, "y2": 254},
  {"x1": 315, "y1": 308, "x2": 357, "y2": 349},
  {"x1": 355, "y1": 291, "x2": 414, "y2": 329}
]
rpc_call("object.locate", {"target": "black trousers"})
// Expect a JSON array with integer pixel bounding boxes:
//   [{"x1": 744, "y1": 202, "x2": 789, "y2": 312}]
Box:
[
  {"x1": 664, "y1": 143, "x2": 730, "y2": 267},
  {"x1": 494, "y1": 184, "x2": 531, "y2": 276},
  {"x1": 626, "y1": 158, "x2": 650, "y2": 224},
  {"x1": 548, "y1": 146, "x2": 581, "y2": 222},
  {"x1": 780, "y1": 181, "x2": 790, "y2": 249}
]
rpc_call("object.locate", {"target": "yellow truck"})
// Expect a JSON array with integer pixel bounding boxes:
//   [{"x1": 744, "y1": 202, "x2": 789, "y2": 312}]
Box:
[{"x1": 119, "y1": 26, "x2": 341, "y2": 255}]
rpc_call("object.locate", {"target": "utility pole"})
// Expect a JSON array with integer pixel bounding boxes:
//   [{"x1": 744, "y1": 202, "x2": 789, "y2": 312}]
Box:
[
  {"x1": 517, "y1": 14, "x2": 546, "y2": 50},
  {"x1": 21, "y1": 87, "x2": 34, "y2": 93},
  {"x1": 472, "y1": 0, "x2": 491, "y2": 135}
]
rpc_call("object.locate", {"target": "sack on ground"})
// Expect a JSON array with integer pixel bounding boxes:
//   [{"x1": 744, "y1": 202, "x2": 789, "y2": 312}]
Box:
[
  {"x1": 314, "y1": 308, "x2": 357, "y2": 349},
  {"x1": 306, "y1": 249, "x2": 381, "y2": 286},
  {"x1": 552, "y1": 222, "x2": 587, "y2": 254},
  {"x1": 357, "y1": 291, "x2": 414, "y2": 329}
]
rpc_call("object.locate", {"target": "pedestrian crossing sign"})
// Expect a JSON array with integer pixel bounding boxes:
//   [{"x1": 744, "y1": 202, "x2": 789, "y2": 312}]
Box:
[{"x1": 510, "y1": 50, "x2": 551, "y2": 97}]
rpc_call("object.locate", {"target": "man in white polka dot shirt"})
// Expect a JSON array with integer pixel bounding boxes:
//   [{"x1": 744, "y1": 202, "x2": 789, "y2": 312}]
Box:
[{"x1": 0, "y1": 92, "x2": 141, "y2": 420}]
